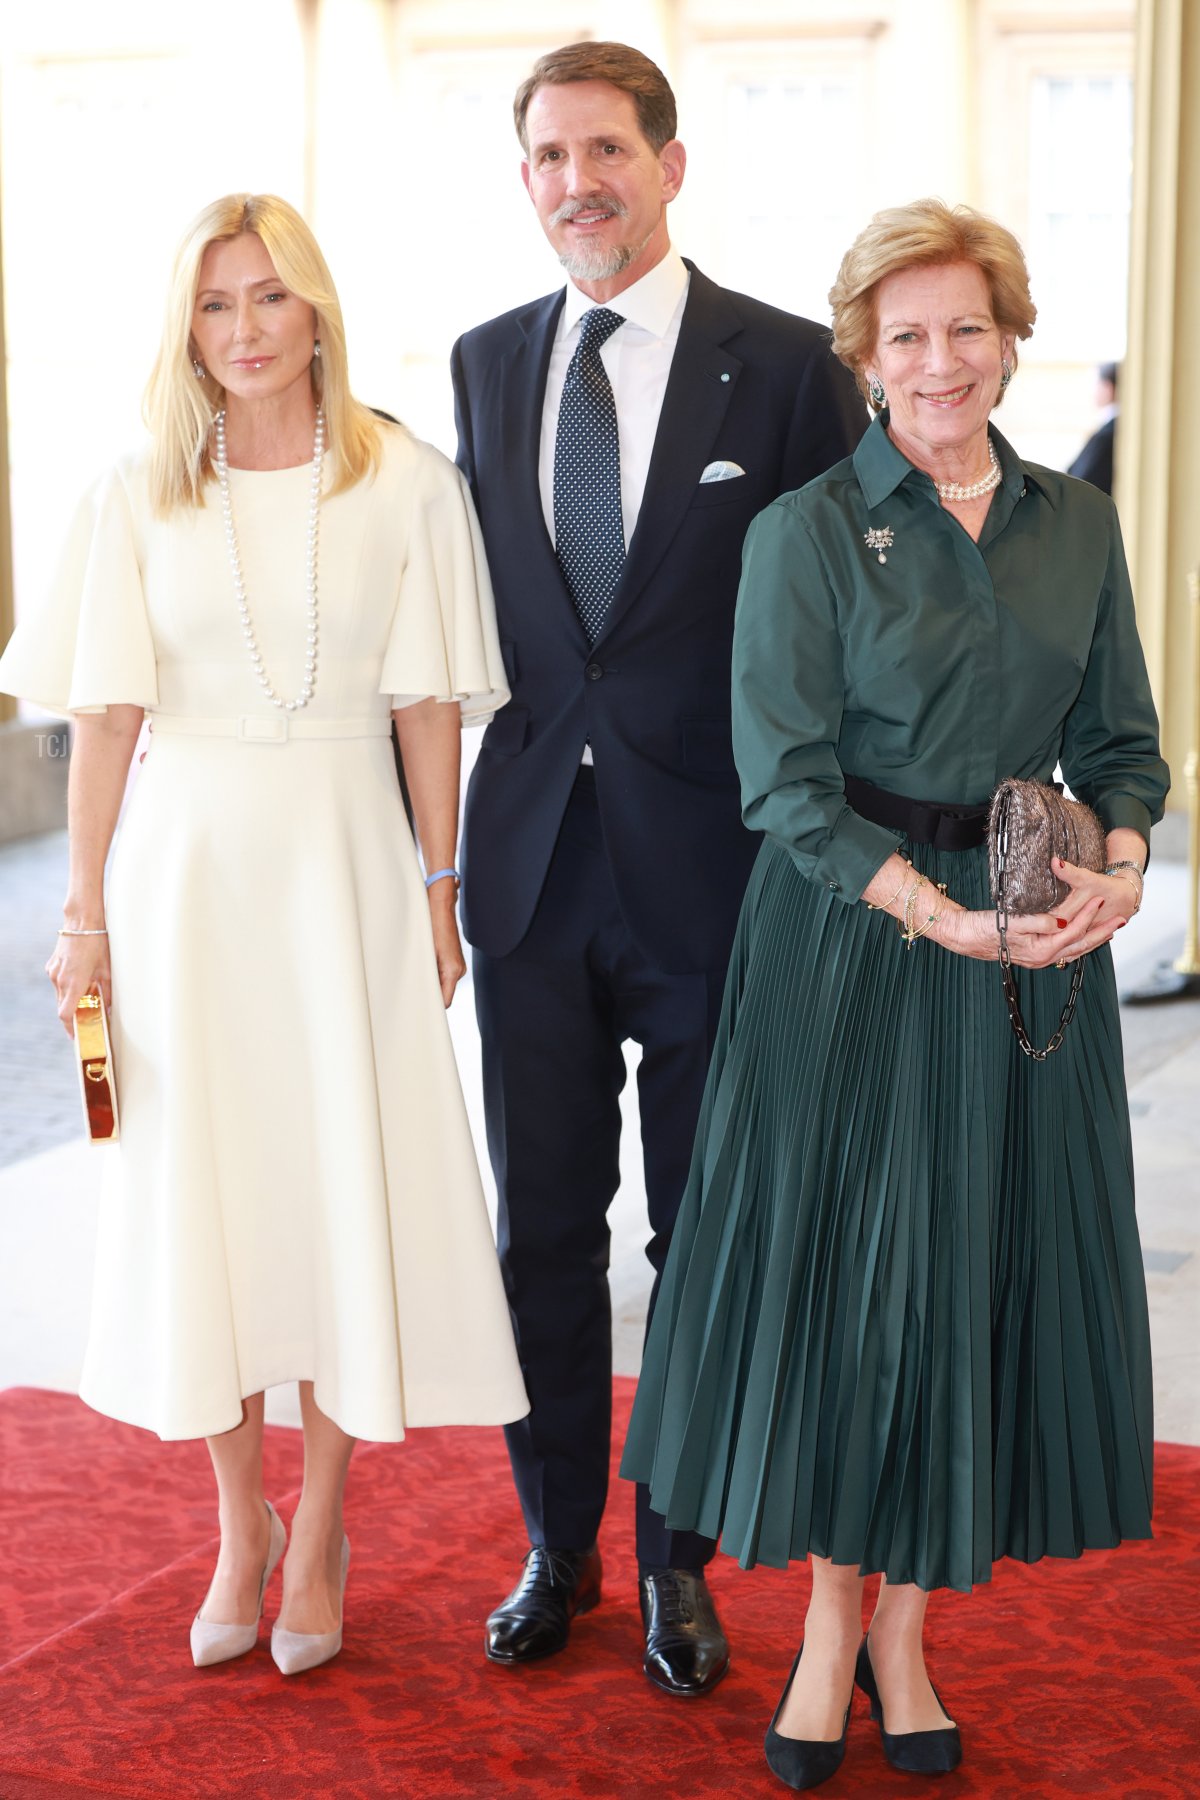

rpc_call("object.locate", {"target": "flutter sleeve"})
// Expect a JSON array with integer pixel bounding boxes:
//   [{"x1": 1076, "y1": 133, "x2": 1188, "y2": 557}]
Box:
[
  {"x1": 380, "y1": 442, "x2": 510, "y2": 726},
  {"x1": 0, "y1": 459, "x2": 159, "y2": 716}
]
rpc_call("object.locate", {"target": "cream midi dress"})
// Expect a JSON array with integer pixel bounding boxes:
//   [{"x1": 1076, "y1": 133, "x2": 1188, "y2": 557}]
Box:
[{"x1": 0, "y1": 423, "x2": 529, "y2": 1442}]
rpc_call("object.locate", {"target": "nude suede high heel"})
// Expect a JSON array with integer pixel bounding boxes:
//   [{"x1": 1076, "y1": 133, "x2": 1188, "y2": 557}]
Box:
[
  {"x1": 271, "y1": 1535, "x2": 351, "y2": 1675},
  {"x1": 190, "y1": 1501, "x2": 286, "y2": 1668}
]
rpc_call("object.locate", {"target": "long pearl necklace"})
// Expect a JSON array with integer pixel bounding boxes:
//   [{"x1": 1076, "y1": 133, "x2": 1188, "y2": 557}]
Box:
[
  {"x1": 214, "y1": 408, "x2": 324, "y2": 711},
  {"x1": 934, "y1": 435, "x2": 1001, "y2": 503}
]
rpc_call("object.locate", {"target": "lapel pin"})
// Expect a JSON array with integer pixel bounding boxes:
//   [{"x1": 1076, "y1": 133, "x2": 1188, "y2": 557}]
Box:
[
  {"x1": 864, "y1": 526, "x2": 894, "y2": 564},
  {"x1": 720, "y1": 372, "x2": 730, "y2": 383}
]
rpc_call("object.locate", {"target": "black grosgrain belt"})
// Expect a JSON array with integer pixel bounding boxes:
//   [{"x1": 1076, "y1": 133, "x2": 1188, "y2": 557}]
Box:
[{"x1": 843, "y1": 772, "x2": 989, "y2": 852}]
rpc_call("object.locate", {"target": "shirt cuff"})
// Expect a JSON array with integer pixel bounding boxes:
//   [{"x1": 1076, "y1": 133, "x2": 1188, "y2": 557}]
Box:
[
  {"x1": 1094, "y1": 794, "x2": 1154, "y2": 853},
  {"x1": 790, "y1": 806, "x2": 905, "y2": 903}
]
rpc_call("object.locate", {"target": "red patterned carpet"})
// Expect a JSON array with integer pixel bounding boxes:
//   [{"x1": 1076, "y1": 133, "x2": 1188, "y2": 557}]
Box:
[{"x1": 0, "y1": 1383, "x2": 1197, "y2": 1800}]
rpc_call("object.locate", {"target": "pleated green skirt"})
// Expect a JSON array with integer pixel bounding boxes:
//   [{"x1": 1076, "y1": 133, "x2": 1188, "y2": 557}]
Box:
[{"x1": 621, "y1": 836, "x2": 1153, "y2": 1592}]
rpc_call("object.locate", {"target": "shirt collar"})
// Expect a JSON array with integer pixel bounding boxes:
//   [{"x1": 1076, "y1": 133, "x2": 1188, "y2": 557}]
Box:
[
  {"x1": 562, "y1": 248, "x2": 688, "y2": 339},
  {"x1": 853, "y1": 412, "x2": 1056, "y2": 510}
]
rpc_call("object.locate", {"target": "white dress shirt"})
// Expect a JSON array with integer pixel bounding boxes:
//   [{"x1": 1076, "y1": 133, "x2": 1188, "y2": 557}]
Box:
[{"x1": 538, "y1": 249, "x2": 691, "y2": 553}]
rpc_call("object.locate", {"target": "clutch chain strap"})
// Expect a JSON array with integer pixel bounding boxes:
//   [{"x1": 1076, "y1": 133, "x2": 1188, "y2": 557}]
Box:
[{"x1": 994, "y1": 787, "x2": 1085, "y2": 1061}]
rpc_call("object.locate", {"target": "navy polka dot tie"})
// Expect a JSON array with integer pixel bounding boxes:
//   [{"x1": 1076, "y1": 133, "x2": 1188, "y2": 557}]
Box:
[{"x1": 553, "y1": 307, "x2": 626, "y2": 643}]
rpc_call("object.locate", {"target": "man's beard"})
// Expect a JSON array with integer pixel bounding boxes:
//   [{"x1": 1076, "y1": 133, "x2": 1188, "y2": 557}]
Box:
[{"x1": 550, "y1": 194, "x2": 651, "y2": 282}]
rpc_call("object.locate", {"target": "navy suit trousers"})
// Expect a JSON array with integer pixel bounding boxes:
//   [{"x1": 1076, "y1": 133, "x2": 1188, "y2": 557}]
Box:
[{"x1": 473, "y1": 768, "x2": 726, "y2": 1568}]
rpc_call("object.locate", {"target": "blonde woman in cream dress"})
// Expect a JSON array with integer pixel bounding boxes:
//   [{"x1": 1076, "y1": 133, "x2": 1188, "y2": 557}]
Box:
[{"x1": 0, "y1": 194, "x2": 528, "y2": 1676}]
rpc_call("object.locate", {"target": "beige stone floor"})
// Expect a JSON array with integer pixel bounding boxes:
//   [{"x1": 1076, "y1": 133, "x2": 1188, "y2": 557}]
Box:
[{"x1": 1, "y1": 839, "x2": 1196, "y2": 1444}]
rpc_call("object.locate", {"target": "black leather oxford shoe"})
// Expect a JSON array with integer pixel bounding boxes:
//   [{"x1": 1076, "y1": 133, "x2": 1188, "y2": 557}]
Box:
[
  {"x1": 485, "y1": 1545, "x2": 602, "y2": 1664},
  {"x1": 639, "y1": 1567, "x2": 730, "y2": 1697}
]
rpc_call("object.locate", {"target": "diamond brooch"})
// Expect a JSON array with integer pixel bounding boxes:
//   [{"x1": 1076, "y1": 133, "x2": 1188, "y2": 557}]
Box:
[{"x1": 864, "y1": 526, "x2": 894, "y2": 564}]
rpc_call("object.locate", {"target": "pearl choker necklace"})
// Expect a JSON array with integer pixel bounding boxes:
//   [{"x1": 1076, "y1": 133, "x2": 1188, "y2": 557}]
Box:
[
  {"x1": 214, "y1": 409, "x2": 324, "y2": 711},
  {"x1": 934, "y1": 435, "x2": 1001, "y2": 503}
]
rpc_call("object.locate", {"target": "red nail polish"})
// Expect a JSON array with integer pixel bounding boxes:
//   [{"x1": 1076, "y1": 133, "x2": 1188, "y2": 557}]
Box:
[{"x1": 1056, "y1": 918, "x2": 1068, "y2": 928}]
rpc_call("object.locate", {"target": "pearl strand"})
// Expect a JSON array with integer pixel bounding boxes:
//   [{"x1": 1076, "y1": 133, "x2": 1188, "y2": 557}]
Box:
[
  {"x1": 934, "y1": 435, "x2": 1002, "y2": 503},
  {"x1": 213, "y1": 409, "x2": 324, "y2": 711}
]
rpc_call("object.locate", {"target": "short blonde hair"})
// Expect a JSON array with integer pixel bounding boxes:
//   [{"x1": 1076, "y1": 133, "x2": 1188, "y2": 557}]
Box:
[
  {"x1": 144, "y1": 193, "x2": 381, "y2": 512},
  {"x1": 829, "y1": 199, "x2": 1037, "y2": 410}
]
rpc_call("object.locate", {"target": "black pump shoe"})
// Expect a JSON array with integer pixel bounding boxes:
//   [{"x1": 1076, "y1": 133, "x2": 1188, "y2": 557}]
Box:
[
  {"x1": 854, "y1": 1636, "x2": 962, "y2": 1774},
  {"x1": 764, "y1": 1641, "x2": 852, "y2": 1792},
  {"x1": 485, "y1": 1545, "x2": 602, "y2": 1663}
]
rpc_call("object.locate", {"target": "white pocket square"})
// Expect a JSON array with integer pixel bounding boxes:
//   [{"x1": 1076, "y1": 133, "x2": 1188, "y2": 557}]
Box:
[{"x1": 699, "y1": 460, "x2": 745, "y2": 484}]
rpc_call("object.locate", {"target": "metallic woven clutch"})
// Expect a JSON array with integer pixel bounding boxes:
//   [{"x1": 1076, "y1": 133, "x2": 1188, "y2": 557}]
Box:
[
  {"x1": 988, "y1": 779, "x2": 1106, "y2": 1060},
  {"x1": 987, "y1": 778, "x2": 1105, "y2": 914}
]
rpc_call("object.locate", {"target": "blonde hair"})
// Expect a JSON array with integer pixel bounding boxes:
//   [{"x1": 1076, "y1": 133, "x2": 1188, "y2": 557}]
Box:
[
  {"x1": 829, "y1": 199, "x2": 1037, "y2": 410},
  {"x1": 144, "y1": 193, "x2": 381, "y2": 511}
]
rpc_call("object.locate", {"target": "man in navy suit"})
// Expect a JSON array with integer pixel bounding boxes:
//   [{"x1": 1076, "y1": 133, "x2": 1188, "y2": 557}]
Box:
[
  {"x1": 1068, "y1": 361, "x2": 1119, "y2": 495},
  {"x1": 452, "y1": 40, "x2": 863, "y2": 1694}
]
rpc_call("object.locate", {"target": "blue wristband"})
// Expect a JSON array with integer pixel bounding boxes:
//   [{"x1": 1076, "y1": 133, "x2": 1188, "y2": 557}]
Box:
[{"x1": 424, "y1": 867, "x2": 459, "y2": 890}]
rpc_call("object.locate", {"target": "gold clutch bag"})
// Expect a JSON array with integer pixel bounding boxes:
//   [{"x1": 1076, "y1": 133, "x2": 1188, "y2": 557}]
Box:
[{"x1": 74, "y1": 990, "x2": 119, "y2": 1142}]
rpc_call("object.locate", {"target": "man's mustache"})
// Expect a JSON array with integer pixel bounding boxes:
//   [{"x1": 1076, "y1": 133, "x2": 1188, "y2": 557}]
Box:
[{"x1": 549, "y1": 194, "x2": 629, "y2": 227}]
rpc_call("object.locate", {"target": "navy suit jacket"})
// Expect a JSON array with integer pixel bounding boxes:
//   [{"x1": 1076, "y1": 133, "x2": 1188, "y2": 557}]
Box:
[
  {"x1": 1068, "y1": 414, "x2": 1116, "y2": 496},
  {"x1": 453, "y1": 262, "x2": 865, "y2": 975}
]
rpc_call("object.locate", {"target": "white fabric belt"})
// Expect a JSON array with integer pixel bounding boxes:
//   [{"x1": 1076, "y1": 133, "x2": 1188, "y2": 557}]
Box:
[{"x1": 149, "y1": 713, "x2": 392, "y2": 744}]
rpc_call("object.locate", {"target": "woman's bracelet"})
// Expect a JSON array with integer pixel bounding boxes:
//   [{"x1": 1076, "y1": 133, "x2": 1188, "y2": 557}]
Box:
[
  {"x1": 1105, "y1": 861, "x2": 1143, "y2": 913},
  {"x1": 424, "y1": 867, "x2": 460, "y2": 891},
  {"x1": 898, "y1": 878, "x2": 948, "y2": 948},
  {"x1": 58, "y1": 927, "x2": 108, "y2": 936},
  {"x1": 866, "y1": 862, "x2": 953, "y2": 943},
  {"x1": 895, "y1": 877, "x2": 925, "y2": 942},
  {"x1": 866, "y1": 860, "x2": 913, "y2": 913},
  {"x1": 1108, "y1": 872, "x2": 1142, "y2": 911}
]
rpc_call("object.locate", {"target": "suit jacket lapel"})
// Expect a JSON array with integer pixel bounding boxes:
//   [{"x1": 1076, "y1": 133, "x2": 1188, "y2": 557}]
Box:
[
  {"x1": 495, "y1": 290, "x2": 588, "y2": 634},
  {"x1": 594, "y1": 266, "x2": 743, "y2": 647}
]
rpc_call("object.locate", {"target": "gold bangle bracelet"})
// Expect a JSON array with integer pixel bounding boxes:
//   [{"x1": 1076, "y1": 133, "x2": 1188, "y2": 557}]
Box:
[
  {"x1": 1107, "y1": 870, "x2": 1142, "y2": 913},
  {"x1": 866, "y1": 859, "x2": 912, "y2": 913},
  {"x1": 898, "y1": 881, "x2": 948, "y2": 948},
  {"x1": 898, "y1": 877, "x2": 928, "y2": 946}
]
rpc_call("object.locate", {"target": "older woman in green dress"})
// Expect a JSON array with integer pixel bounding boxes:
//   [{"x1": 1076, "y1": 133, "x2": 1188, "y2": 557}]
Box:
[{"x1": 622, "y1": 199, "x2": 1168, "y2": 1791}]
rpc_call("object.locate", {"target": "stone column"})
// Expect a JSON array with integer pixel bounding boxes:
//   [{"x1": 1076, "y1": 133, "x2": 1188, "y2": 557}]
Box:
[
  {"x1": 0, "y1": 155, "x2": 14, "y2": 726},
  {"x1": 1119, "y1": 0, "x2": 1200, "y2": 814}
]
